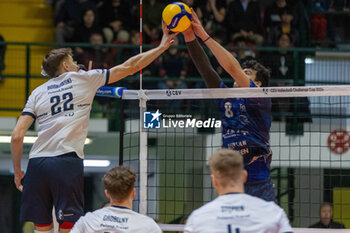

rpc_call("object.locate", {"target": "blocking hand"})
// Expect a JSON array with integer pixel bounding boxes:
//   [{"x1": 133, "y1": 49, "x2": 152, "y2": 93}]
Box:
[
  {"x1": 190, "y1": 8, "x2": 209, "y2": 41},
  {"x1": 160, "y1": 20, "x2": 179, "y2": 50}
]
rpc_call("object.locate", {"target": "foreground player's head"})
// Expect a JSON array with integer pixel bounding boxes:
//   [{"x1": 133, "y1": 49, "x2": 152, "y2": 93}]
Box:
[
  {"x1": 209, "y1": 149, "x2": 247, "y2": 195},
  {"x1": 42, "y1": 48, "x2": 79, "y2": 77},
  {"x1": 102, "y1": 166, "x2": 136, "y2": 204},
  {"x1": 235, "y1": 60, "x2": 270, "y2": 88}
]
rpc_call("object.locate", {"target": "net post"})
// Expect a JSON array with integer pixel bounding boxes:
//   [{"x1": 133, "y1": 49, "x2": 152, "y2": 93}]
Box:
[
  {"x1": 139, "y1": 96, "x2": 148, "y2": 215},
  {"x1": 139, "y1": 0, "x2": 148, "y2": 215},
  {"x1": 288, "y1": 168, "x2": 295, "y2": 222},
  {"x1": 119, "y1": 99, "x2": 124, "y2": 166}
]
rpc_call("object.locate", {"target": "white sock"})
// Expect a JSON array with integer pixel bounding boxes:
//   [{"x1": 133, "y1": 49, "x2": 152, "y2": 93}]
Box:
[{"x1": 34, "y1": 229, "x2": 54, "y2": 233}]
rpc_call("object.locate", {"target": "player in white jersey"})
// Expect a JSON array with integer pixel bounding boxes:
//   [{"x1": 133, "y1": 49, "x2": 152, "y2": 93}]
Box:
[
  {"x1": 11, "y1": 21, "x2": 177, "y2": 233},
  {"x1": 184, "y1": 149, "x2": 293, "y2": 233},
  {"x1": 71, "y1": 166, "x2": 162, "y2": 233}
]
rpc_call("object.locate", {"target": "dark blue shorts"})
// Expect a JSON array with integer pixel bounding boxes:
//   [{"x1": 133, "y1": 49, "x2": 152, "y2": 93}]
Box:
[
  {"x1": 20, "y1": 152, "x2": 84, "y2": 225},
  {"x1": 244, "y1": 178, "x2": 275, "y2": 202}
]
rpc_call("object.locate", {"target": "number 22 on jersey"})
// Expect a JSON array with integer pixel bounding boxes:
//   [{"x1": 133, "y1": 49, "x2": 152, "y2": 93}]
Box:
[{"x1": 50, "y1": 92, "x2": 74, "y2": 115}]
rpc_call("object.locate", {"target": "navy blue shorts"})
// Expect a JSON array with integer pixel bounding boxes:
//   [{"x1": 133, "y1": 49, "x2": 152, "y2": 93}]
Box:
[
  {"x1": 20, "y1": 152, "x2": 84, "y2": 225},
  {"x1": 244, "y1": 178, "x2": 275, "y2": 202}
]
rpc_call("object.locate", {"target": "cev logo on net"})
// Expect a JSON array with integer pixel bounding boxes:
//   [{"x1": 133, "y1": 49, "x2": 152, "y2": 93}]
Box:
[{"x1": 143, "y1": 110, "x2": 221, "y2": 129}]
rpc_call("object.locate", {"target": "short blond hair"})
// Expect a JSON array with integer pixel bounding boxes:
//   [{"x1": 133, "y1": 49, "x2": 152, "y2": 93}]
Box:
[
  {"x1": 102, "y1": 166, "x2": 136, "y2": 201},
  {"x1": 209, "y1": 149, "x2": 243, "y2": 183}
]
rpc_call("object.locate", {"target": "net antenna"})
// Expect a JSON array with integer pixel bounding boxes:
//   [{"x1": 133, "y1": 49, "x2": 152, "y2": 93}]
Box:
[{"x1": 139, "y1": 0, "x2": 148, "y2": 216}]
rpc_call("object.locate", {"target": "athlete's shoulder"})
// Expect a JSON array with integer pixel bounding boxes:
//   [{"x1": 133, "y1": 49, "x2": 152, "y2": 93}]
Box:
[
  {"x1": 245, "y1": 194, "x2": 288, "y2": 221},
  {"x1": 32, "y1": 78, "x2": 52, "y2": 92},
  {"x1": 189, "y1": 195, "x2": 224, "y2": 217},
  {"x1": 244, "y1": 194, "x2": 280, "y2": 209},
  {"x1": 129, "y1": 209, "x2": 159, "y2": 225},
  {"x1": 193, "y1": 193, "x2": 281, "y2": 214},
  {"x1": 113, "y1": 208, "x2": 161, "y2": 232},
  {"x1": 90, "y1": 206, "x2": 113, "y2": 215},
  {"x1": 76, "y1": 69, "x2": 108, "y2": 78}
]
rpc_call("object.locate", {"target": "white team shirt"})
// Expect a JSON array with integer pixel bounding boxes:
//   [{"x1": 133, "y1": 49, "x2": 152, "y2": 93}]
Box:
[
  {"x1": 184, "y1": 193, "x2": 293, "y2": 233},
  {"x1": 22, "y1": 69, "x2": 109, "y2": 159},
  {"x1": 70, "y1": 206, "x2": 162, "y2": 233}
]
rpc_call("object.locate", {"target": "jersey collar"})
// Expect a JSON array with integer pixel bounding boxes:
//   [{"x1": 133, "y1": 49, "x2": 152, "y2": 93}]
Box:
[
  {"x1": 111, "y1": 205, "x2": 130, "y2": 210},
  {"x1": 222, "y1": 192, "x2": 242, "y2": 195}
]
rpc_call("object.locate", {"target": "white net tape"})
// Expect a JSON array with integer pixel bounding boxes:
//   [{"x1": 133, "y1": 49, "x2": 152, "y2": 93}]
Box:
[
  {"x1": 158, "y1": 224, "x2": 350, "y2": 232},
  {"x1": 122, "y1": 85, "x2": 350, "y2": 100}
]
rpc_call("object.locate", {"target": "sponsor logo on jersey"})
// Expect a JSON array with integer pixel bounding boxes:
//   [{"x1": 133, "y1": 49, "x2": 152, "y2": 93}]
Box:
[
  {"x1": 37, "y1": 112, "x2": 48, "y2": 118},
  {"x1": 221, "y1": 205, "x2": 244, "y2": 213},
  {"x1": 103, "y1": 215, "x2": 128, "y2": 223},
  {"x1": 47, "y1": 78, "x2": 72, "y2": 90}
]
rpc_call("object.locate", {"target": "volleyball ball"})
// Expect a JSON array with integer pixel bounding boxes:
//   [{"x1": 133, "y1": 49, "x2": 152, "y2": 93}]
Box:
[{"x1": 162, "y1": 2, "x2": 192, "y2": 32}]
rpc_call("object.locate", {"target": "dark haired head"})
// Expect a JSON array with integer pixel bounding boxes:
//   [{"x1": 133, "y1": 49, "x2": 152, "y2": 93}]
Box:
[
  {"x1": 320, "y1": 202, "x2": 333, "y2": 212},
  {"x1": 241, "y1": 60, "x2": 270, "y2": 87},
  {"x1": 81, "y1": 7, "x2": 97, "y2": 26}
]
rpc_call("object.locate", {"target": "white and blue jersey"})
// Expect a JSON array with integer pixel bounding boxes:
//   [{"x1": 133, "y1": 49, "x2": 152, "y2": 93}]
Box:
[
  {"x1": 22, "y1": 69, "x2": 109, "y2": 159},
  {"x1": 218, "y1": 80, "x2": 272, "y2": 181},
  {"x1": 70, "y1": 205, "x2": 162, "y2": 233},
  {"x1": 184, "y1": 193, "x2": 292, "y2": 233}
]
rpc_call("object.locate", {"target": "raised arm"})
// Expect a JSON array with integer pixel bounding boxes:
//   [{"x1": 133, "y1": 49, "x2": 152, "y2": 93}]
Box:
[
  {"x1": 108, "y1": 21, "x2": 178, "y2": 84},
  {"x1": 11, "y1": 115, "x2": 35, "y2": 191},
  {"x1": 191, "y1": 9, "x2": 250, "y2": 88},
  {"x1": 182, "y1": 26, "x2": 221, "y2": 88}
]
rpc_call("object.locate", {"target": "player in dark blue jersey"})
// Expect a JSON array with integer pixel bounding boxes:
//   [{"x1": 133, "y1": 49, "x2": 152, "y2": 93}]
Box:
[{"x1": 182, "y1": 10, "x2": 274, "y2": 201}]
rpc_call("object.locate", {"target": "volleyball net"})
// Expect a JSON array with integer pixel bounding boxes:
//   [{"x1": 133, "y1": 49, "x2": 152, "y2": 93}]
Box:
[{"x1": 116, "y1": 85, "x2": 350, "y2": 231}]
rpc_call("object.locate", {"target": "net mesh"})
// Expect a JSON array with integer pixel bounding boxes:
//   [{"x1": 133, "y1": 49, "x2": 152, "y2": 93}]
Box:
[{"x1": 120, "y1": 86, "x2": 350, "y2": 230}]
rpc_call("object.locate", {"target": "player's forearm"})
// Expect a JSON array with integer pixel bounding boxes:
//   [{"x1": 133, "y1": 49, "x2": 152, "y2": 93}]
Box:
[
  {"x1": 183, "y1": 30, "x2": 196, "y2": 43},
  {"x1": 109, "y1": 45, "x2": 166, "y2": 83},
  {"x1": 125, "y1": 46, "x2": 166, "y2": 74},
  {"x1": 204, "y1": 38, "x2": 250, "y2": 87},
  {"x1": 11, "y1": 137, "x2": 23, "y2": 173},
  {"x1": 186, "y1": 39, "x2": 221, "y2": 88}
]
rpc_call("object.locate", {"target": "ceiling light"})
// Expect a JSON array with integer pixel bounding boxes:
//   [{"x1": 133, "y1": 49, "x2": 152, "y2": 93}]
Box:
[
  {"x1": 83, "y1": 160, "x2": 111, "y2": 167},
  {"x1": 0, "y1": 136, "x2": 92, "y2": 144}
]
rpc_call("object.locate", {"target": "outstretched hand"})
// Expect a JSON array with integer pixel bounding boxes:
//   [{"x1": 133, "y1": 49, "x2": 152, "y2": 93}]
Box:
[
  {"x1": 190, "y1": 8, "x2": 209, "y2": 41},
  {"x1": 160, "y1": 21, "x2": 179, "y2": 51}
]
